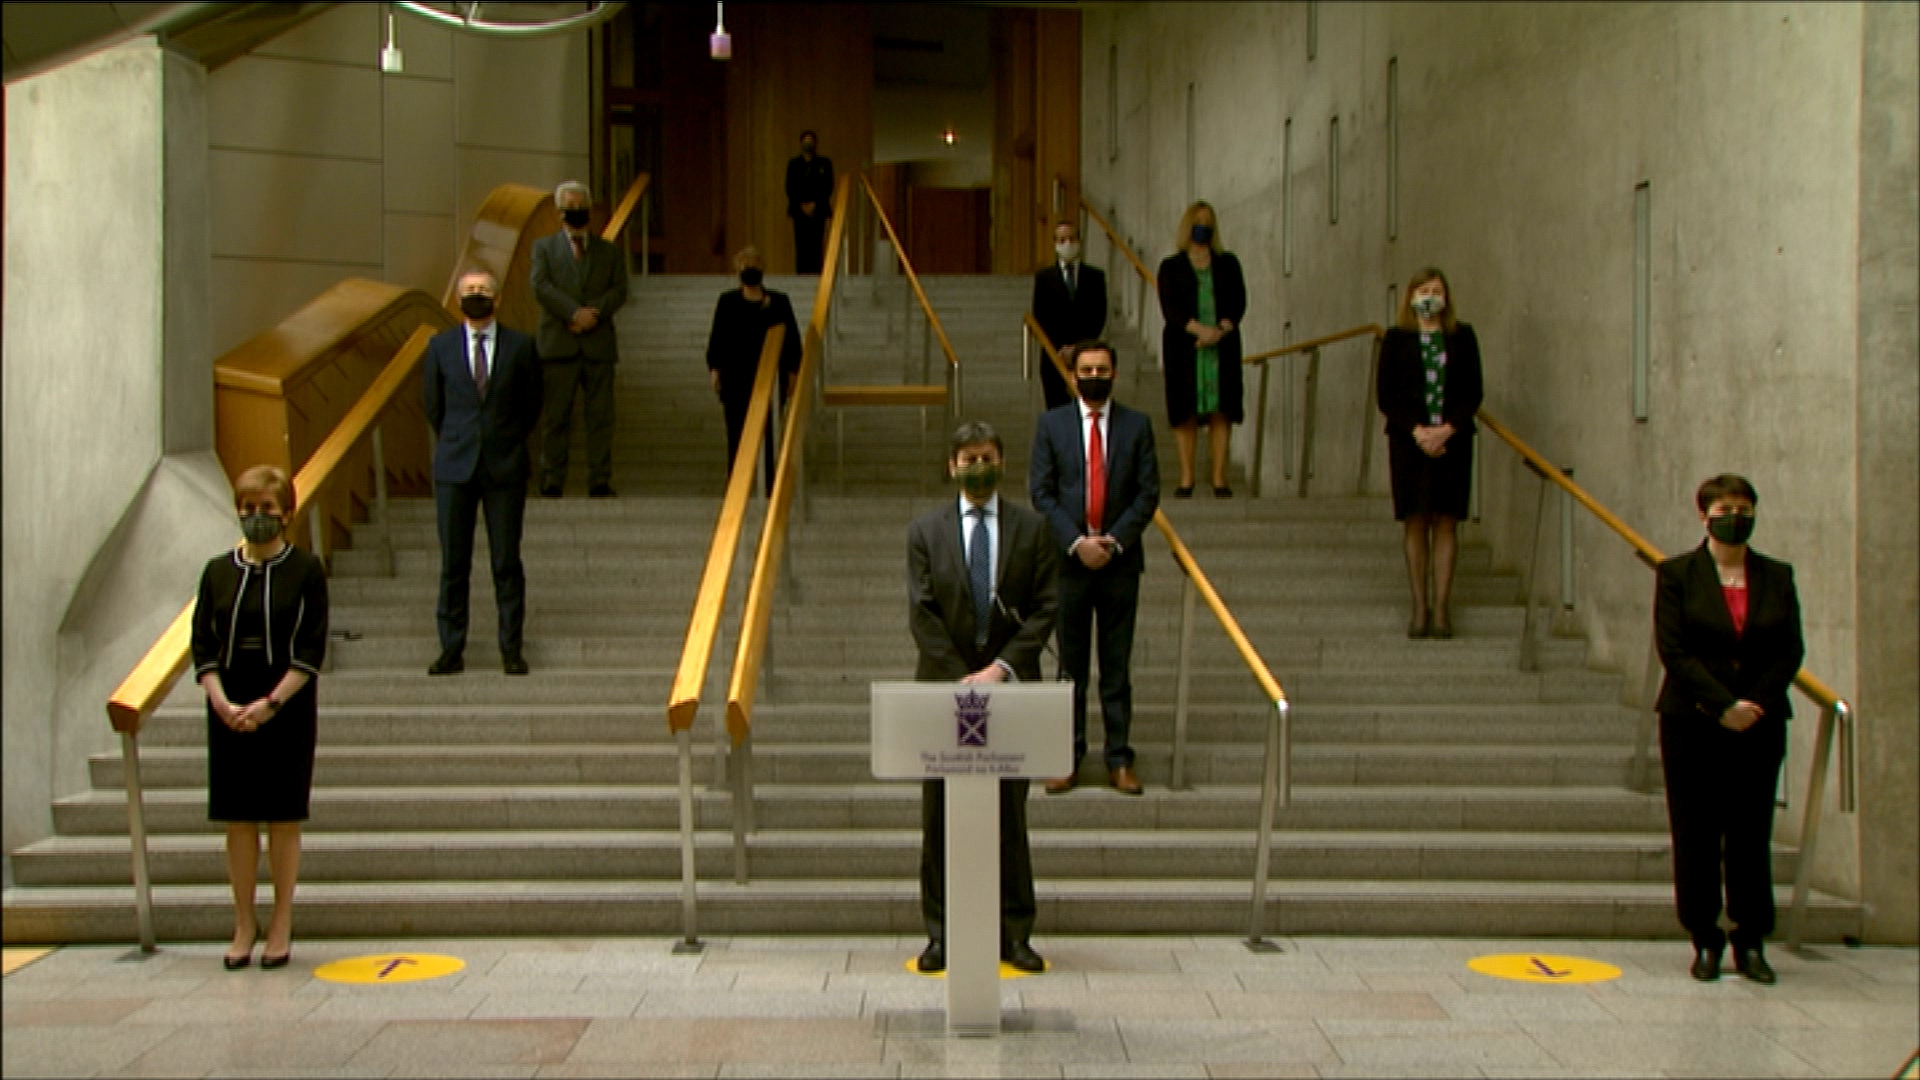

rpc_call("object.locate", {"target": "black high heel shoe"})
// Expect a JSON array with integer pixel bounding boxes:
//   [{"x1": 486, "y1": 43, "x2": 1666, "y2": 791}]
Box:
[
  {"x1": 1173, "y1": 485, "x2": 1195, "y2": 499},
  {"x1": 223, "y1": 931, "x2": 258, "y2": 971}
]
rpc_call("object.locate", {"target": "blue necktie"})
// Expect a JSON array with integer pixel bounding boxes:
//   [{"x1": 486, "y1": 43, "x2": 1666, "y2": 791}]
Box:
[{"x1": 967, "y1": 506, "x2": 991, "y2": 649}]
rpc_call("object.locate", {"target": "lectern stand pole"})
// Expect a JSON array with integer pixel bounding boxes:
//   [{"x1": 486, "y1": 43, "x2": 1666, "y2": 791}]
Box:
[{"x1": 944, "y1": 775, "x2": 1001, "y2": 1035}]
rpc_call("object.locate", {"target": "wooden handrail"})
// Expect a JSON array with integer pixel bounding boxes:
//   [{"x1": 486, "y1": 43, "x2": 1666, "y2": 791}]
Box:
[
  {"x1": 821, "y1": 385, "x2": 947, "y2": 408},
  {"x1": 601, "y1": 172, "x2": 650, "y2": 244},
  {"x1": 724, "y1": 173, "x2": 855, "y2": 743},
  {"x1": 289, "y1": 325, "x2": 434, "y2": 522},
  {"x1": 1078, "y1": 198, "x2": 1157, "y2": 289},
  {"x1": 667, "y1": 325, "x2": 785, "y2": 734},
  {"x1": 106, "y1": 602, "x2": 195, "y2": 735},
  {"x1": 1028, "y1": 317, "x2": 1285, "y2": 707},
  {"x1": 857, "y1": 171, "x2": 960, "y2": 369},
  {"x1": 1243, "y1": 324, "x2": 1385, "y2": 366}
]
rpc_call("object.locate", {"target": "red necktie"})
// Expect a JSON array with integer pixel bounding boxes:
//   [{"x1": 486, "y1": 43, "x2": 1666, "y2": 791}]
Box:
[{"x1": 1086, "y1": 409, "x2": 1105, "y2": 534}]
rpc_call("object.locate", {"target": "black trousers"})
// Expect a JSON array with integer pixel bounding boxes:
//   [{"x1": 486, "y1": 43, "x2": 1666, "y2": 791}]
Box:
[
  {"x1": 722, "y1": 390, "x2": 781, "y2": 497},
  {"x1": 920, "y1": 778, "x2": 1036, "y2": 948},
  {"x1": 793, "y1": 215, "x2": 826, "y2": 274},
  {"x1": 1038, "y1": 354, "x2": 1074, "y2": 411},
  {"x1": 1056, "y1": 567, "x2": 1141, "y2": 770},
  {"x1": 1659, "y1": 714, "x2": 1787, "y2": 952},
  {"x1": 539, "y1": 358, "x2": 617, "y2": 489},
  {"x1": 434, "y1": 472, "x2": 528, "y2": 656}
]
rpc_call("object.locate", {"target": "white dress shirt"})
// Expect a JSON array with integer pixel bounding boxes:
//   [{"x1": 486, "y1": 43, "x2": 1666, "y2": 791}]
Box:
[
  {"x1": 1071, "y1": 399, "x2": 1122, "y2": 556},
  {"x1": 464, "y1": 322, "x2": 495, "y2": 386},
  {"x1": 957, "y1": 492, "x2": 1015, "y2": 680}
]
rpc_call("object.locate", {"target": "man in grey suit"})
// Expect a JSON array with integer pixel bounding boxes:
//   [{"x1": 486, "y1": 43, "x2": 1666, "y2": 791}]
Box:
[
  {"x1": 531, "y1": 180, "x2": 629, "y2": 498},
  {"x1": 906, "y1": 421, "x2": 1059, "y2": 976}
]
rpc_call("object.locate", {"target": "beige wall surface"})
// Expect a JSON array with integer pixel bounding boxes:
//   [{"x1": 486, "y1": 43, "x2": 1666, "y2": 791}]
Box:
[
  {"x1": 204, "y1": 2, "x2": 590, "y2": 357},
  {"x1": 1082, "y1": 1, "x2": 1916, "y2": 941}
]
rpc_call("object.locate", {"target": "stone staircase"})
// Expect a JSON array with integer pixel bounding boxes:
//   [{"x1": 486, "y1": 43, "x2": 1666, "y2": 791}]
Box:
[{"x1": 2, "y1": 273, "x2": 1861, "y2": 943}]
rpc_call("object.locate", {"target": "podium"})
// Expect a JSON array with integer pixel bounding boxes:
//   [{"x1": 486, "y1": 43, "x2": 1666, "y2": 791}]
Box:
[{"x1": 871, "y1": 681, "x2": 1071, "y2": 1035}]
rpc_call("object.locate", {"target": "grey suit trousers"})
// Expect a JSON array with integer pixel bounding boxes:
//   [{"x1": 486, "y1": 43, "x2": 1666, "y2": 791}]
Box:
[{"x1": 539, "y1": 358, "x2": 616, "y2": 489}]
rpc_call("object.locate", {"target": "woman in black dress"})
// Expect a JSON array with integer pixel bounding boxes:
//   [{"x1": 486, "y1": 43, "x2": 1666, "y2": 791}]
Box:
[
  {"x1": 1655, "y1": 474, "x2": 1803, "y2": 985},
  {"x1": 706, "y1": 245, "x2": 803, "y2": 494},
  {"x1": 1376, "y1": 267, "x2": 1483, "y2": 638},
  {"x1": 192, "y1": 465, "x2": 328, "y2": 970},
  {"x1": 1157, "y1": 202, "x2": 1247, "y2": 497}
]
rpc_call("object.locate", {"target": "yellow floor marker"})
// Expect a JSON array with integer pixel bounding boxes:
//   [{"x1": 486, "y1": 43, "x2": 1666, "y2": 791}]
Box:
[
  {"x1": 314, "y1": 952, "x2": 464, "y2": 985},
  {"x1": 2, "y1": 947, "x2": 56, "y2": 976},
  {"x1": 1467, "y1": 953, "x2": 1622, "y2": 984},
  {"x1": 904, "y1": 956, "x2": 1047, "y2": 979}
]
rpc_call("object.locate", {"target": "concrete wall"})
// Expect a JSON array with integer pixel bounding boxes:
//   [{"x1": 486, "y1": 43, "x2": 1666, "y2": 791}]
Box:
[
  {"x1": 4, "y1": 41, "x2": 238, "y2": 861},
  {"x1": 1083, "y1": 1, "x2": 1916, "y2": 941},
  {"x1": 205, "y1": 2, "x2": 590, "y2": 356}
]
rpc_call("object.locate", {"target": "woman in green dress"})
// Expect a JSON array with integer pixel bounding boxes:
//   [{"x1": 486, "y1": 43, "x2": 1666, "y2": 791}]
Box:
[{"x1": 1157, "y1": 202, "x2": 1248, "y2": 497}]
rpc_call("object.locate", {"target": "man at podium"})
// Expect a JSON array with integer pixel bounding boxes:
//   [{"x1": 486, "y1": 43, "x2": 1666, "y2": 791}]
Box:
[{"x1": 906, "y1": 421, "x2": 1060, "y2": 974}]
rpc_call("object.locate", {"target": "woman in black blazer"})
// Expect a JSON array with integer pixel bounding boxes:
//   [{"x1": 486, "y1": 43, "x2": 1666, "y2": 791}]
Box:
[
  {"x1": 706, "y1": 246, "x2": 803, "y2": 494},
  {"x1": 1655, "y1": 473, "x2": 1804, "y2": 985},
  {"x1": 1157, "y1": 201, "x2": 1247, "y2": 498},
  {"x1": 1376, "y1": 268, "x2": 1483, "y2": 637},
  {"x1": 192, "y1": 465, "x2": 329, "y2": 971}
]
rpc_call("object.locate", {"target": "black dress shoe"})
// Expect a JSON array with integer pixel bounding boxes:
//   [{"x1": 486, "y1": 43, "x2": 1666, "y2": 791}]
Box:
[
  {"x1": 502, "y1": 652, "x2": 530, "y2": 676},
  {"x1": 589, "y1": 483, "x2": 617, "y2": 498},
  {"x1": 540, "y1": 485, "x2": 563, "y2": 498},
  {"x1": 1734, "y1": 947, "x2": 1776, "y2": 985},
  {"x1": 1003, "y1": 941, "x2": 1045, "y2": 973},
  {"x1": 916, "y1": 940, "x2": 945, "y2": 974},
  {"x1": 428, "y1": 651, "x2": 464, "y2": 676},
  {"x1": 1689, "y1": 947, "x2": 1722, "y2": 981}
]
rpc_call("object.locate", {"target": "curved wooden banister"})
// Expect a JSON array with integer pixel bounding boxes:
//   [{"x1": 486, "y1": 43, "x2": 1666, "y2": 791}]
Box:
[
  {"x1": 667, "y1": 325, "x2": 785, "y2": 734},
  {"x1": 602, "y1": 172, "x2": 650, "y2": 246},
  {"x1": 1243, "y1": 324, "x2": 1385, "y2": 366},
  {"x1": 857, "y1": 171, "x2": 959, "y2": 370},
  {"x1": 1079, "y1": 198, "x2": 1157, "y2": 289},
  {"x1": 1027, "y1": 316, "x2": 1286, "y2": 708},
  {"x1": 724, "y1": 173, "x2": 855, "y2": 743}
]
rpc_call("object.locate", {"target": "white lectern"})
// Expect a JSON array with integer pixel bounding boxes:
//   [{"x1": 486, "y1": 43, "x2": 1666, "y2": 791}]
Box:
[{"x1": 871, "y1": 681, "x2": 1071, "y2": 1035}]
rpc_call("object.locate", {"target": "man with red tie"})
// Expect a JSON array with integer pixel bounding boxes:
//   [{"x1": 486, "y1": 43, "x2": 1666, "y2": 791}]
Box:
[{"x1": 1029, "y1": 341, "x2": 1162, "y2": 794}]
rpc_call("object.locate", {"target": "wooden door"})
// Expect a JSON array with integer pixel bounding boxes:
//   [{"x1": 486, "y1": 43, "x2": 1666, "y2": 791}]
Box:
[{"x1": 907, "y1": 187, "x2": 991, "y2": 274}]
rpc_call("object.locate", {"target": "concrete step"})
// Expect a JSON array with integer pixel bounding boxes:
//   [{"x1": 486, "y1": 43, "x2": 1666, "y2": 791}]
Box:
[{"x1": 0, "y1": 879, "x2": 1862, "y2": 944}]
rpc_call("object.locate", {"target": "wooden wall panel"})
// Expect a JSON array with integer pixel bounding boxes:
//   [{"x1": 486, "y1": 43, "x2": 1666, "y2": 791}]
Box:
[
  {"x1": 660, "y1": 3, "x2": 729, "y2": 272},
  {"x1": 908, "y1": 187, "x2": 991, "y2": 274},
  {"x1": 990, "y1": 8, "x2": 1080, "y2": 274}
]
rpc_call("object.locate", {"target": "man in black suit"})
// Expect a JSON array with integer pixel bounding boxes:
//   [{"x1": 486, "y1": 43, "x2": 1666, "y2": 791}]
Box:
[
  {"x1": 907, "y1": 421, "x2": 1059, "y2": 975},
  {"x1": 532, "y1": 180, "x2": 629, "y2": 498},
  {"x1": 1031, "y1": 221, "x2": 1108, "y2": 411},
  {"x1": 785, "y1": 131, "x2": 835, "y2": 274},
  {"x1": 422, "y1": 269, "x2": 544, "y2": 676},
  {"x1": 1029, "y1": 341, "x2": 1161, "y2": 795}
]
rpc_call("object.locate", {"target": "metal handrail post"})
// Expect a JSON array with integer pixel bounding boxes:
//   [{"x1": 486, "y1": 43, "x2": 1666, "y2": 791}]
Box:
[
  {"x1": 731, "y1": 732, "x2": 750, "y2": 884},
  {"x1": 1171, "y1": 574, "x2": 1197, "y2": 790},
  {"x1": 121, "y1": 730, "x2": 157, "y2": 954},
  {"x1": 308, "y1": 507, "x2": 327, "y2": 567},
  {"x1": 673, "y1": 727, "x2": 703, "y2": 952},
  {"x1": 1469, "y1": 430, "x2": 1483, "y2": 524},
  {"x1": 712, "y1": 709, "x2": 729, "y2": 791},
  {"x1": 953, "y1": 359, "x2": 964, "y2": 418},
  {"x1": 640, "y1": 192, "x2": 650, "y2": 277},
  {"x1": 1281, "y1": 329, "x2": 1296, "y2": 482},
  {"x1": 1251, "y1": 360, "x2": 1270, "y2": 498},
  {"x1": 1244, "y1": 699, "x2": 1291, "y2": 952},
  {"x1": 1296, "y1": 348, "x2": 1322, "y2": 498},
  {"x1": 1022, "y1": 323, "x2": 1032, "y2": 383},
  {"x1": 1517, "y1": 466, "x2": 1549, "y2": 672},
  {"x1": 371, "y1": 425, "x2": 395, "y2": 576},
  {"x1": 1627, "y1": 634, "x2": 1663, "y2": 793},
  {"x1": 1357, "y1": 334, "x2": 1382, "y2": 494},
  {"x1": 1559, "y1": 466, "x2": 1576, "y2": 615},
  {"x1": 1786, "y1": 701, "x2": 1851, "y2": 950}
]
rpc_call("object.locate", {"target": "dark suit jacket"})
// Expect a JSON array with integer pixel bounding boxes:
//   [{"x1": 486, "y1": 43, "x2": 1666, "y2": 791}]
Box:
[
  {"x1": 1377, "y1": 324, "x2": 1484, "y2": 436},
  {"x1": 706, "y1": 288, "x2": 803, "y2": 401},
  {"x1": 1157, "y1": 250, "x2": 1248, "y2": 425},
  {"x1": 785, "y1": 154, "x2": 835, "y2": 219},
  {"x1": 1032, "y1": 262, "x2": 1107, "y2": 353},
  {"x1": 530, "y1": 231, "x2": 629, "y2": 362},
  {"x1": 1655, "y1": 543, "x2": 1805, "y2": 726},
  {"x1": 1028, "y1": 402, "x2": 1161, "y2": 577},
  {"x1": 421, "y1": 323, "x2": 544, "y2": 484},
  {"x1": 908, "y1": 498, "x2": 1059, "y2": 682}
]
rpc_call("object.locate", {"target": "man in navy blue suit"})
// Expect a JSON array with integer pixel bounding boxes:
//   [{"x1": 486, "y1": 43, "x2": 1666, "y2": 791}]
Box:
[
  {"x1": 422, "y1": 268, "x2": 544, "y2": 676},
  {"x1": 1029, "y1": 340, "x2": 1161, "y2": 794}
]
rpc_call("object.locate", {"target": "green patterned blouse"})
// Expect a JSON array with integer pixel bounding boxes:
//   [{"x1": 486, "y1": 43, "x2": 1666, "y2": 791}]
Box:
[{"x1": 1419, "y1": 331, "x2": 1447, "y2": 425}]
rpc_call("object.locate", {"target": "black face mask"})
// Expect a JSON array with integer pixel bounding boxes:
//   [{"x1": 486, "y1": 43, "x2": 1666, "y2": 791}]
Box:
[
  {"x1": 955, "y1": 461, "x2": 1001, "y2": 499},
  {"x1": 1190, "y1": 224, "x2": 1214, "y2": 245},
  {"x1": 459, "y1": 294, "x2": 495, "y2": 320},
  {"x1": 801, "y1": 142, "x2": 816, "y2": 157},
  {"x1": 1076, "y1": 376, "x2": 1113, "y2": 404},
  {"x1": 739, "y1": 268, "x2": 764, "y2": 287},
  {"x1": 561, "y1": 208, "x2": 591, "y2": 229},
  {"x1": 1707, "y1": 512, "x2": 1756, "y2": 546},
  {"x1": 240, "y1": 512, "x2": 283, "y2": 544}
]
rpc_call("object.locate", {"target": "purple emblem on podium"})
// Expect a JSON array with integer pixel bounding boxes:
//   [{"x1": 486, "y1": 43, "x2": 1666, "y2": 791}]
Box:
[{"x1": 954, "y1": 689, "x2": 990, "y2": 747}]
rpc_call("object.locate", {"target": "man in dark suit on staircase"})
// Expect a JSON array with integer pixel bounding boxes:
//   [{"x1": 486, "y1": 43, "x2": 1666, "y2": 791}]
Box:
[
  {"x1": 907, "y1": 421, "x2": 1059, "y2": 975},
  {"x1": 1029, "y1": 341, "x2": 1161, "y2": 795},
  {"x1": 422, "y1": 269, "x2": 544, "y2": 677},
  {"x1": 1031, "y1": 220, "x2": 1108, "y2": 411},
  {"x1": 532, "y1": 180, "x2": 629, "y2": 498}
]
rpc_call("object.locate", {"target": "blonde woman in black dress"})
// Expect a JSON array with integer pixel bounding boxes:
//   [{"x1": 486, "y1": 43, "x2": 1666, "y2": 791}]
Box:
[
  {"x1": 1376, "y1": 268, "x2": 1483, "y2": 638},
  {"x1": 192, "y1": 465, "x2": 329, "y2": 970}
]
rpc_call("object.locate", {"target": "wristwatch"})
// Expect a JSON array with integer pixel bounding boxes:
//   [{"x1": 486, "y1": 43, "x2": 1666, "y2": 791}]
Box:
[{"x1": 264, "y1": 697, "x2": 282, "y2": 715}]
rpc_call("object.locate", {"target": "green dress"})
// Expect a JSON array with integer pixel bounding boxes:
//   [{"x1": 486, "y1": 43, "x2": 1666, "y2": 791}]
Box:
[
  {"x1": 1195, "y1": 266, "x2": 1220, "y2": 416},
  {"x1": 1419, "y1": 331, "x2": 1447, "y2": 424}
]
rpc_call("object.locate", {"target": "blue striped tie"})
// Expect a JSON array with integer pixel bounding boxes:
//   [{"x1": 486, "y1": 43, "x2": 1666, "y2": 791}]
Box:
[{"x1": 968, "y1": 506, "x2": 991, "y2": 649}]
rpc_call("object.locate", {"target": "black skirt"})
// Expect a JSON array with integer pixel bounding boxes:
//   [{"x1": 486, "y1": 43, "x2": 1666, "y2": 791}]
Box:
[
  {"x1": 1387, "y1": 428, "x2": 1473, "y2": 521},
  {"x1": 206, "y1": 648, "x2": 317, "y2": 823}
]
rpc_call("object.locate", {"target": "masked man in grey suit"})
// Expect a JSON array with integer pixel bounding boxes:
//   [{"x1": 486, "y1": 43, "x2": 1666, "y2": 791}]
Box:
[
  {"x1": 906, "y1": 421, "x2": 1059, "y2": 976},
  {"x1": 531, "y1": 180, "x2": 629, "y2": 498}
]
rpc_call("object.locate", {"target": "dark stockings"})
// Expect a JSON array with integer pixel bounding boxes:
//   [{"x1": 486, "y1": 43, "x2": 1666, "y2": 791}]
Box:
[{"x1": 1402, "y1": 513, "x2": 1459, "y2": 632}]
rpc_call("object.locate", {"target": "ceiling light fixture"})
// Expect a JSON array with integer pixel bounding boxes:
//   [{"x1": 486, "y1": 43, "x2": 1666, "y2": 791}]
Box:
[
  {"x1": 380, "y1": 5, "x2": 404, "y2": 73},
  {"x1": 942, "y1": 127, "x2": 957, "y2": 145},
  {"x1": 710, "y1": 2, "x2": 731, "y2": 60}
]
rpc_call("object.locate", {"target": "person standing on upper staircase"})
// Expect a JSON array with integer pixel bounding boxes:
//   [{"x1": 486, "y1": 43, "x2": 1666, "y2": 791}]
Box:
[
  {"x1": 1031, "y1": 220, "x2": 1108, "y2": 411},
  {"x1": 785, "y1": 130, "x2": 835, "y2": 274},
  {"x1": 532, "y1": 180, "x2": 629, "y2": 499},
  {"x1": 706, "y1": 245, "x2": 802, "y2": 495},
  {"x1": 1157, "y1": 201, "x2": 1247, "y2": 498}
]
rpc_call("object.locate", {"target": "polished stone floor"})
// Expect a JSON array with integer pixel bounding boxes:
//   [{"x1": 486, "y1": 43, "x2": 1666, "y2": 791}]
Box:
[{"x1": 3, "y1": 935, "x2": 1915, "y2": 1078}]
